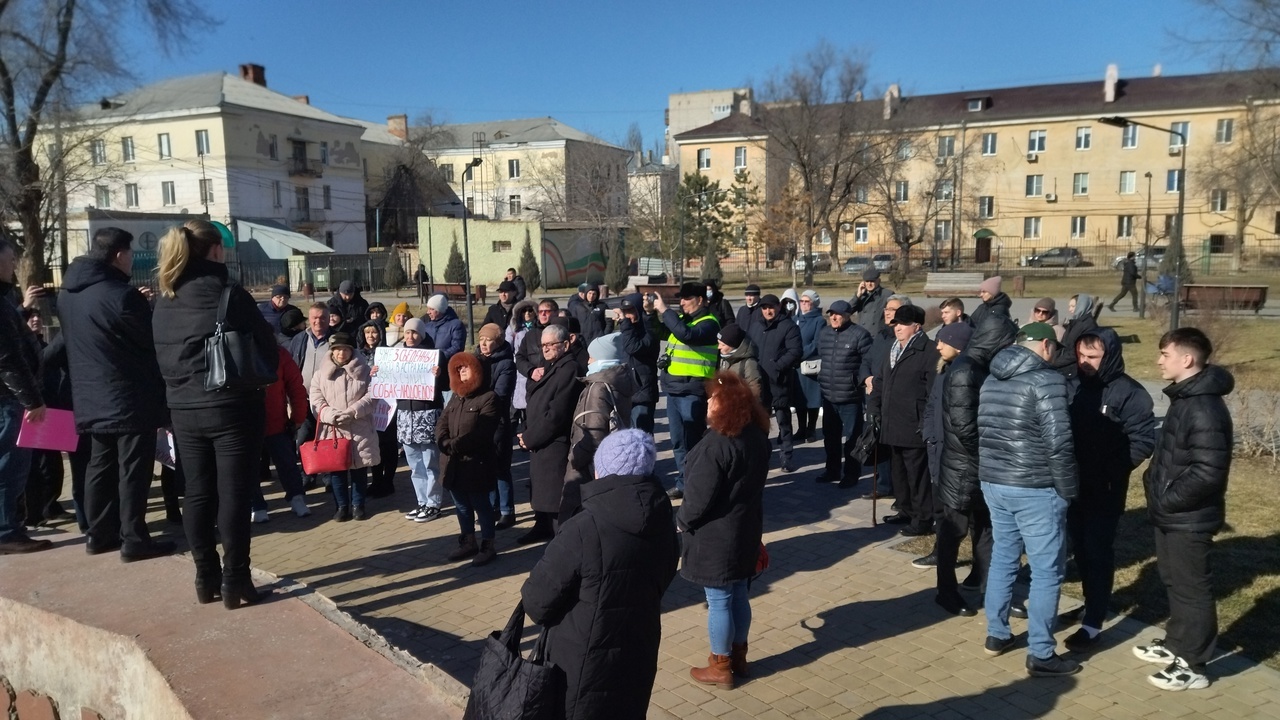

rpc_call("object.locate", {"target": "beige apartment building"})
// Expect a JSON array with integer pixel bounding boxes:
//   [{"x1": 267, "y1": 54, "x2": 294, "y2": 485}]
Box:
[{"x1": 673, "y1": 67, "x2": 1280, "y2": 268}]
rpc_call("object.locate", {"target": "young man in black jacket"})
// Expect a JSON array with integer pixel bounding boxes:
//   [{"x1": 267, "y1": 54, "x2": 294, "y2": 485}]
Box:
[
  {"x1": 1133, "y1": 328, "x2": 1233, "y2": 691},
  {"x1": 755, "y1": 294, "x2": 803, "y2": 472}
]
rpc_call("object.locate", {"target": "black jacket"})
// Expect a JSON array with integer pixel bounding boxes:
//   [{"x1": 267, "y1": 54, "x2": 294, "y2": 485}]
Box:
[
  {"x1": 969, "y1": 291, "x2": 1012, "y2": 329},
  {"x1": 523, "y1": 352, "x2": 584, "y2": 513},
  {"x1": 328, "y1": 289, "x2": 369, "y2": 334},
  {"x1": 658, "y1": 306, "x2": 720, "y2": 397},
  {"x1": 516, "y1": 318, "x2": 552, "y2": 379},
  {"x1": 257, "y1": 299, "x2": 299, "y2": 335},
  {"x1": 576, "y1": 299, "x2": 613, "y2": 345},
  {"x1": 817, "y1": 320, "x2": 873, "y2": 405},
  {"x1": 922, "y1": 362, "x2": 949, "y2": 482},
  {"x1": 1121, "y1": 258, "x2": 1139, "y2": 286},
  {"x1": 617, "y1": 313, "x2": 660, "y2": 405},
  {"x1": 482, "y1": 301, "x2": 514, "y2": 331},
  {"x1": 1066, "y1": 328, "x2": 1157, "y2": 513},
  {"x1": 478, "y1": 341, "x2": 516, "y2": 401},
  {"x1": 677, "y1": 423, "x2": 770, "y2": 587},
  {"x1": 756, "y1": 314, "x2": 802, "y2": 410},
  {"x1": 937, "y1": 317, "x2": 1019, "y2": 512},
  {"x1": 978, "y1": 345, "x2": 1078, "y2": 499},
  {"x1": 1053, "y1": 294, "x2": 1099, "y2": 376},
  {"x1": 152, "y1": 258, "x2": 278, "y2": 410},
  {"x1": 0, "y1": 280, "x2": 42, "y2": 410},
  {"x1": 860, "y1": 325, "x2": 894, "y2": 387},
  {"x1": 522, "y1": 473, "x2": 678, "y2": 720},
  {"x1": 1143, "y1": 365, "x2": 1234, "y2": 533},
  {"x1": 708, "y1": 291, "x2": 734, "y2": 327},
  {"x1": 40, "y1": 334, "x2": 74, "y2": 411},
  {"x1": 734, "y1": 302, "x2": 762, "y2": 341},
  {"x1": 512, "y1": 275, "x2": 527, "y2": 303},
  {"x1": 57, "y1": 257, "x2": 166, "y2": 433},
  {"x1": 867, "y1": 331, "x2": 938, "y2": 448}
]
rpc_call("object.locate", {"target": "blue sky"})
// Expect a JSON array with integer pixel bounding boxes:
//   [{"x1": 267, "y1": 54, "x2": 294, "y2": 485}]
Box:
[{"x1": 116, "y1": 0, "x2": 1232, "y2": 147}]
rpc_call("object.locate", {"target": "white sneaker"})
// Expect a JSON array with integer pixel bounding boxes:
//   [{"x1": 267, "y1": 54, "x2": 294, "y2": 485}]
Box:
[
  {"x1": 1148, "y1": 657, "x2": 1210, "y2": 691},
  {"x1": 1133, "y1": 638, "x2": 1177, "y2": 664},
  {"x1": 250, "y1": 509, "x2": 270, "y2": 523},
  {"x1": 406, "y1": 505, "x2": 425, "y2": 520},
  {"x1": 290, "y1": 495, "x2": 311, "y2": 517},
  {"x1": 414, "y1": 506, "x2": 441, "y2": 523}
]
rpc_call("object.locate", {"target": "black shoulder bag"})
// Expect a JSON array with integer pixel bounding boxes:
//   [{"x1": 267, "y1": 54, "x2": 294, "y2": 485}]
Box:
[
  {"x1": 464, "y1": 602, "x2": 565, "y2": 720},
  {"x1": 204, "y1": 284, "x2": 278, "y2": 391}
]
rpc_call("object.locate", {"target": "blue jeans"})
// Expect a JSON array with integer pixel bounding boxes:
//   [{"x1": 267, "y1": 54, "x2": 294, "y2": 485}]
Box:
[
  {"x1": 666, "y1": 394, "x2": 707, "y2": 490},
  {"x1": 982, "y1": 481, "x2": 1068, "y2": 660},
  {"x1": 404, "y1": 441, "x2": 442, "y2": 508},
  {"x1": 704, "y1": 580, "x2": 752, "y2": 656},
  {"x1": 0, "y1": 400, "x2": 33, "y2": 542},
  {"x1": 452, "y1": 489, "x2": 496, "y2": 540},
  {"x1": 631, "y1": 402, "x2": 655, "y2": 434},
  {"x1": 328, "y1": 467, "x2": 368, "y2": 509},
  {"x1": 252, "y1": 432, "x2": 306, "y2": 511}
]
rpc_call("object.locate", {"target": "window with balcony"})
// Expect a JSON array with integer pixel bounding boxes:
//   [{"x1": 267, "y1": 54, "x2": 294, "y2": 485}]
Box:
[
  {"x1": 91, "y1": 140, "x2": 106, "y2": 165},
  {"x1": 697, "y1": 148, "x2": 710, "y2": 170},
  {"x1": 509, "y1": 194, "x2": 522, "y2": 216},
  {"x1": 125, "y1": 183, "x2": 138, "y2": 208},
  {"x1": 734, "y1": 146, "x2": 747, "y2": 169},
  {"x1": 199, "y1": 179, "x2": 213, "y2": 204},
  {"x1": 121, "y1": 137, "x2": 135, "y2": 162},
  {"x1": 195, "y1": 129, "x2": 210, "y2": 156},
  {"x1": 978, "y1": 195, "x2": 995, "y2": 219},
  {"x1": 508, "y1": 158, "x2": 521, "y2": 179},
  {"x1": 1215, "y1": 118, "x2": 1234, "y2": 144},
  {"x1": 894, "y1": 180, "x2": 909, "y2": 202},
  {"x1": 1119, "y1": 171, "x2": 1136, "y2": 194},
  {"x1": 1075, "y1": 126, "x2": 1091, "y2": 151},
  {"x1": 1211, "y1": 188, "x2": 1229, "y2": 212},
  {"x1": 1073, "y1": 172, "x2": 1089, "y2": 196},
  {"x1": 1071, "y1": 216, "x2": 1087, "y2": 238},
  {"x1": 1027, "y1": 130, "x2": 1046, "y2": 153},
  {"x1": 161, "y1": 181, "x2": 176, "y2": 206},
  {"x1": 1170, "y1": 121, "x2": 1189, "y2": 148},
  {"x1": 1023, "y1": 216, "x2": 1041, "y2": 239},
  {"x1": 95, "y1": 185, "x2": 110, "y2": 208},
  {"x1": 1167, "y1": 169, "x2": 1184, "y2": 193},
  {"x1": 1025, "y1": 174, "x2": 1043, "y2": 197},
  {"x1": 157, "y1": 133, "x2": 171, "y2": 160},
  {"x1": 1117, "y1": 215, "x2": 1135, "y2": 238},
  {"x1": 982, "y1": 132, "x2": 997, "y2": 156},
  {"x1": 1122, "y1": 125, "x2": 1138, "y2": 149}
]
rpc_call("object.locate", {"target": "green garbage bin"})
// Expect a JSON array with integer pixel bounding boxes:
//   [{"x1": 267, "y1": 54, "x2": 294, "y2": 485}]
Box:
[{"x1": 312, "y1": 268, "x2": 330, "y2": 292}]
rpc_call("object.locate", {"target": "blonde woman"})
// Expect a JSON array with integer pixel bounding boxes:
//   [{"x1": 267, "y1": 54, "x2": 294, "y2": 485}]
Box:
[{"x1": 152, "y1": 219, "x2": 278, "y2": 609}]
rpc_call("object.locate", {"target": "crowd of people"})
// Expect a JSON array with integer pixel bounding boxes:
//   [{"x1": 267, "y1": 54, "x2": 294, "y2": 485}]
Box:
[{"x1": 0, "y1": 232, "x2": 1237, "y2": 713}]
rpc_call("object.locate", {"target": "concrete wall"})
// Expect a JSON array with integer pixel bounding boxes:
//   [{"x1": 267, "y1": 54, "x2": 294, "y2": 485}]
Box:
[{"x1": 417, "y1": 217, "x2": 541, "y2": 289}]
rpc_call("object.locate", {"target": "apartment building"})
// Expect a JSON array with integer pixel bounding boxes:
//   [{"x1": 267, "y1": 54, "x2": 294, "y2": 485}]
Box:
[{"x1": 665, "y1": 88, "x2": 754, "y2": 161}]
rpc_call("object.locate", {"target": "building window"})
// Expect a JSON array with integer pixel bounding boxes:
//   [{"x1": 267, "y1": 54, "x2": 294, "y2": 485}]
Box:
[
  {"x1": 1073, "y1": 172, "x2": 1089, "y2": 196},
  {"x1": 1070, "y1": 216, "x2": 1087, "y2": 238},
  {"x1": 1025, "y1": 175, "x2": 1043, "y2": 197},
  {"x1": 854, "y1": 221, "x2": 868, "y2": 243},
  {"x1": 697, "y1": 148, "x2": 710, "y2": 170},
  {"x1": 440, "y1": 163, "x2": 454, "y2": 182},
  {"x1": 734, "y1": 146, "x2": 747, "y2": 169},
  {"x1": 463, "y1": 164, "x2": 473, "y2": 182},
  {"x1": 934, "y1": 179, "x2": 954, "y2": 200},
  {"x1": 268, "y1": 134, "x2": 279, "y2": 160},
  {"x1": 981, "y1": 132, "x2": 997, "y2": 156},
  {"x1": 1118, "y1": 215, "x2": 1135, "y2": 238},
  {"x1": 195, "y1": 129, "x2": 210, "y2": 156},
  {"x1": 967, "y1": 98, "x2": 984, "y2": 112},
  {"x1": 1215, "y1": 118, "x2": 1234, "y2": 144},
  {"x1": 465, "y1": 197, "x2": 474, "y2": 214},
  {"x1": 508, "y1": 158, "x2": 521, "y2": 179},
  {"x1": 1075, "y1": 126, "x2": 1092, "y2": 151},
  {"x1": 894, "y1": 180, "x2": 909, "y2": 202},
  {"x1": 1211, "y1": 188, "x2": 1229, "y2": 212},
  {"x1": 295, "y1": 186, "x2": 310, "y2": 212},
  {"x1": 937, "y1": 135, "x2": 955, "y2": 158},
  {"x1": 1122, "y1": 125, "x2": 1138, "y2": 149},
  {"x1": 934, "y1": 219, "x2": 952, "y2": 244},
  {"x1": 121, "y1": 137, "x2": 135, "y2": 162},
  {"x1": 854, "y1": 185, "x2": 868, "y2": 203},
  {"x1": 1119, "y1": 171, "x2": 1136, "y2": 194},
  {"x1": 95, "y1": 185, "x2": 110, "y2": 207},
  {"x1": 509, "y1": 194, "x2": 522, "y2": 216},
  {"x1": 1027, "y1": 130, "x2": 1046, "y2": 153},
  {"x1": 978, "y1": 196, "x2": 995, "y2": 219},
  {"x1": 320, "y1": 141, "x2": 329, "y2": 165},
  {"x1": 1167, "y1": 169, "x2": 1184, "y2": 193},
  {"x1": 125, "y1": 183, "x2": 138, "y2": 208},
  {"x1": 1023, "y1": 216, "x2": 1042, "y2": 239},
  {"x1": 324, "y1": 231, "x2": 334, "y2": 248},
  {"x1": 1170, "y1": 121, "x2": 1189, "y2": 148},
  {"x1": 896, "y1": 139, "x2": 913, "y2": 161},
  {"x1": 199, "y1": 179, "x2": 213, "y2": 204},
  {"x1": 272, "y1": 180, "x2": 282, "y2": 208},
  {"x1": 157, "y1": 133, "x2": 171, "y2": 160},
  {"x1": 492, "y1": 241, "x2": 513, "y2": 252},
  {"x1": 91, "y1": 139, "x2": 106, "y2": 165},
  {"x1": 161, "y1": 181, "x2": 176, "y2": 206},
  {"x1": 323, "y1": 185, "x2": 332, "y2": 209}
]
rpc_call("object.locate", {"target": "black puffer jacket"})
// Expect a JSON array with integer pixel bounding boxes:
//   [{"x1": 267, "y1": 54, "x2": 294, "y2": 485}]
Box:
[
  {"x1": 1143, "y1": 365, "x2": 1234, "y2": 533},
  {"x1": 937, "y1": 317, "x2": 1019, "y2": 512},
  {"x1": 0, "y1": 280, "x2": 42, "y2": 409},
  {"x1": 978, "y1": 345, "x2": 1078, "y2": 500},
  {"x1": 756, "y1": 314, "x2": 802, "y2": 410},
  {"x1": 617, "y1": 313, "x2": 659, "y2": 405},
  {"x1": 153, "y1": 258, "x2": 278, "y2": 410},
  {"x1": 817, "y1": 320, "x2": 873, "y2": 405},
  {"x1": 478, "y1": 340, "x2": 516, "y2": 401},
  {"x1": 522, "y1": 473, "x2": 678, "y2": 720},
  {"x1": 56, "y1": 257, "x2": 167, "y2": 433},
  {"x1": 1067, "y1": 328, "x2": 1156, "y2": 513},
  {"x1": 969, "y1": 291, "x2": 1012, "y2": 328},
  {"x1": 867, "y1": 331, "x2": 938, "y2": 448}
]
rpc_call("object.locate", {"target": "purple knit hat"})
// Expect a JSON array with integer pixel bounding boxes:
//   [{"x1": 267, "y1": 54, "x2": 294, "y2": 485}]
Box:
[{"x1": 593, "y1": 429, "x2": 656, "y2": 478}]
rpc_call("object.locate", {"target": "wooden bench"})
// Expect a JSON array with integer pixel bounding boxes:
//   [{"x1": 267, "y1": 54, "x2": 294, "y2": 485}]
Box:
[
  {"x1": 923, "y1": 272, "x2": 986, "y2": 298},
  {"x1": 430, "y1": 282, "x2": 486, "y2": 305},
  {"x1": 1178, "y1": 284, "x2": 1268, "y2": 313}
]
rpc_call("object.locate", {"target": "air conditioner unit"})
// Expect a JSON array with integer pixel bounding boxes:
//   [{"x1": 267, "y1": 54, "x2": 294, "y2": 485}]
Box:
[
  {"x1": 840, "y1": 222, "x2": 853, "y2": 232},
  {"x1": 1026, "y1": 152, "x2": 1039, "y2": 162},
  {"x1": 1169, "y1": 146, "x2": 1183, "y2": 156},
  {"x1": 934, "y1": 157, "x2": 947, "y2": 166},
  {"x1": 1045, "y1": 193, "x2": 1058, "y2": 202}
]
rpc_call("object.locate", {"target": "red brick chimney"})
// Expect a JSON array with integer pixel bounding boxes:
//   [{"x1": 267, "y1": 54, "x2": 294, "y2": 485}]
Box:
[
  {"x1": 387, "y1": 114, "x2": 408, "y2": 140},
  {"x1": 239, "y1": 63, "x2": 267, "y2": 87}
]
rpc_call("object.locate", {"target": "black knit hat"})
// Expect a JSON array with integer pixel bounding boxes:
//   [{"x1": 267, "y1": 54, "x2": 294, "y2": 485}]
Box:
[{"x1": 717, "y1": 323, "x2": 746, "y2": 349}]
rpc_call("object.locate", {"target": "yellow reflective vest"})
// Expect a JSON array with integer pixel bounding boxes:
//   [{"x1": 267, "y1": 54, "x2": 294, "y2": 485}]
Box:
[{"x1": 667, "y1": 313, "x2": 719, "y2": 379}]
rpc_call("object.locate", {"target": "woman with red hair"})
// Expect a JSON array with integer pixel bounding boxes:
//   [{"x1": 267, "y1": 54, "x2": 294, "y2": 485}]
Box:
[
  {"x1": 678, "y1": 371, "x2": 771, "y2": 690},
  {"x1": 437, "y1": 352, "x2": 501, "y2": 566}
]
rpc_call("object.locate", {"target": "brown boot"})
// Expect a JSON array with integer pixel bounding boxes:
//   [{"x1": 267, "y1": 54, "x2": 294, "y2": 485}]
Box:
[
  {"x1": 472, "y1": 538, "x2": 497, "y2": 567},
  {"x1": 448, "y1": 534, "x2": 478, "y2": 561},
  {"x1": 690, "y1": 653, "x2": 733, "y2": 689},
  {"x1": 730, "y1": 642, "x2": 749, "y2": 677}
]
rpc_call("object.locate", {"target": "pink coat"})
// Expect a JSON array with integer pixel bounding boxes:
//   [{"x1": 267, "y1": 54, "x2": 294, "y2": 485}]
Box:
[{"x1": 308, "y1": 352, "x2": 381, "y2": 469}]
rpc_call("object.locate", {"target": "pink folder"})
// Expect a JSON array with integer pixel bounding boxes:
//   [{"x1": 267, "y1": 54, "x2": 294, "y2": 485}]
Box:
[{"x1": 16, "y1": 408, "x2": 79, "y2": 453}]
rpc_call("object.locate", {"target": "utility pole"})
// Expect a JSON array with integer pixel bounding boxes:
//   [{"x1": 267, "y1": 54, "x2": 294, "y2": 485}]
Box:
[{"x1": 1142, "y1": 172, "x2": 1153, "y2": 319}]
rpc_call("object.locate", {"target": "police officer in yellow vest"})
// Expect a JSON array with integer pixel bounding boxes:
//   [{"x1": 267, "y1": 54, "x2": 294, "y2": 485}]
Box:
[{"x1": 651, "y1": 282, "x2": 721, "y2": 499}]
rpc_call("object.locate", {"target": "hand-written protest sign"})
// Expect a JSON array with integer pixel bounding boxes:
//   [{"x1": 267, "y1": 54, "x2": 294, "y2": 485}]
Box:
[{"x1": 371, "y1": 347, "x2": 439, "y2": 402}]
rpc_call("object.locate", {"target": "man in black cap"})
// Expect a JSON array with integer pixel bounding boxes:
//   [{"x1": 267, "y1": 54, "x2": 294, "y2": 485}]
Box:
[
  {"x1": 653, "y1": 282, "x2": 721, "y2": 498},
  {"x1": 329, "y1": 279, "x2": 368, "y2": 334},
  {"x1": 614, "y1": 292, "x2": 661, "y2": 433},
  {"x1": 756, "y1": 294, "x2": 803, "y2": 472},
  {"x1": 483, "y1": 280, "x2": 519, "y2": 329},
  {"x1": 816, "y1": 300, "x2": 873, "y2": 486},
  {"x1": 734, "y1": 284, "x2": 763, "y2": 339},
  {"x1": 258, "y1": 283, "x2": 299, "y2": 337},
  {"x1": 852, "y1": 268, "x2": 890, "y2": 335},
  {"x1": 578, "y1": 284, "x2": 613, "y2": 345},
  {"x1": 567, "y1": 282, "x2": 591, "y2": 332},
  {"x1": 868, "y1": 304, "x2": 939, "y2": 536}
]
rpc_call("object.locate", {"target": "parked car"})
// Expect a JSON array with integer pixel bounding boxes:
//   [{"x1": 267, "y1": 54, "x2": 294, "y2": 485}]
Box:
[
  {"x1": 1112, "y1": 246, "x2": 1166, "y2": 270},
  {"x1": 872, "y1": 253, "x2": 896, "y2": 271},
  {"x1": 843, "y1": 256, "x2": 872, "y2": 275},
  {"x1": 793, "y1": 252, "x2": 833, "y2": 273},
  {"x1": 1026, "y1": 247, "x2": 1084, "y2": 268}
]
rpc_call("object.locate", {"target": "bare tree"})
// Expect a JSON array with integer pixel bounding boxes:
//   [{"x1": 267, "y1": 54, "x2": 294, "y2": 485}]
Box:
[{"x1": 0, "y1": 0, "x2": 215, "y2": 286}]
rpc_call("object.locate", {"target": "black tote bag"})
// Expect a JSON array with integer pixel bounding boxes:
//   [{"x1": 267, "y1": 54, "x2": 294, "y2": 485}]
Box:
[
  {"x1": 203, "y1": 284, "x2": 277, "y2": 391},
  {"x1": 463, "y1": 602, "x2": 565, "y2": 720}
]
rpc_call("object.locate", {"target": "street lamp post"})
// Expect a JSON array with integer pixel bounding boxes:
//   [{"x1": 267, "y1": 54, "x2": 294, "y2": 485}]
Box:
[
  {"x1": 1099, "y1": 116, "x2": 1186, "y2": 330},
  {"x1": 460, "y1": 158, "x2": 482, "y2": 346}
]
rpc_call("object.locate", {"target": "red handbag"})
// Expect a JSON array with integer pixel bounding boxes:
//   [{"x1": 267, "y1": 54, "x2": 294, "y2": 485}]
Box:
[{"x1": 299, "y1": 421, "x2": 351, "y2": 475}]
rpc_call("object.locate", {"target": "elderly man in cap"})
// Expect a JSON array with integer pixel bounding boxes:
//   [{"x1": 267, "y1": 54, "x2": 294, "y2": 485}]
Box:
[
  {"x1": 653, "y1": 282, "x2": 721, "y2": 499},
  {"x1": 328, "y1": 279, "x2": 369, "y2": 334},
  {"x1": 851, "y1": 268, "x2": 890, "y2": 335},
  {"x1": 755, "y1": 294, "x2": 803, "y2": 472},
  {"x1": 868, "y1": 304, "x2": 938, "y2": 535},
  {"x1": 816, "y1": 300, "x2": 873, "y2": 486},
  {"x1": 614, "y1": 293, "x2": 661, "y2": 432},
  {"x1": 258, "y1": 283, "x2": 299, "y2": 338},
  {"x1": 978, "y1": 321, "x2": 1079, "y2": 677},
  {"x1": 734, "y1": 284, "x2": 763, "y2": 340},
  {"x1": 483, "y1": 280, "x2": 519, "y2": 329}
]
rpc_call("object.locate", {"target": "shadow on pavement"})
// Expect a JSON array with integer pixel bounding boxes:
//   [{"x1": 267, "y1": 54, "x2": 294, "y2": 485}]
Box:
[{"x1": 858, "y1": 673, "x2": 1079, "y2": 719}]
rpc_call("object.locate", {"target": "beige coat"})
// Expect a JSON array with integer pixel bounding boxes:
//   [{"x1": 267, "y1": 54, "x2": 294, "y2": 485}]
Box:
[{"x1": 308, "y1": 352, "x2": 381, "y2": 469}]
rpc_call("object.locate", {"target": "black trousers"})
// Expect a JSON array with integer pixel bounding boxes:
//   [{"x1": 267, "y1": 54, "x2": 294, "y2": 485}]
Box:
[
  {"x1": 1067, "y1": 502, "x2": 1122, "y2": 629},
  {"x1": 172, "y1": 403, "x2": 265, "y2": 581},
  {"x1": 84, "y1": 432, "x2": 156, "y2": 549},
  {"x1": 889, "y1": 445, "x2": 932, "y2": 532},
  {"x1": 936, "y1": 499, "x2": 993, "y2": 601},
  {"x1": 1155, "y1": 528, "x2": 1217, "y2": 667},
  {"x1": 821, "y1": 400, "x2": 861, "y2": 480},
  {"x1": 369, "y1": 426, "x2": 400, "y2": 491},
  {"x1": 1111, "y1": 282, "x2": 1138, "y2": 310},
  {"x1": 773, "y1": 406, "x2": 794, "y2": 462}
]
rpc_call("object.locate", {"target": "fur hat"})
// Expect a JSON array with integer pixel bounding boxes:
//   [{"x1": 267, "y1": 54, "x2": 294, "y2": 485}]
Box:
[
  {"x1": 426, "y1": 294, "x2": 449, "y2": 313},
  {"x1": 448, "y1": 352, "x2": 484, "y2": 397},
  {"x1": 980, "y1": 276, "x2": 1002, "y2": 295},
  {"x1": 478, "y1": 323, "x2": 503, "y2": 342},
  {"x1": 587, "y1": 332, "x2": 625, "y2": 363},
  {"x1": 593, "y1": 429, "x2": 657, "y2": 479}
]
